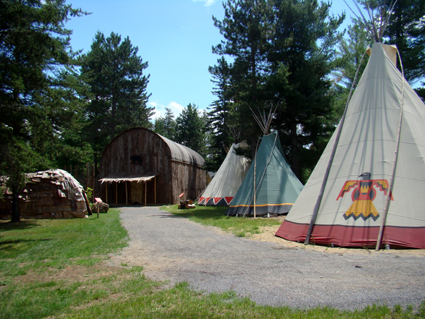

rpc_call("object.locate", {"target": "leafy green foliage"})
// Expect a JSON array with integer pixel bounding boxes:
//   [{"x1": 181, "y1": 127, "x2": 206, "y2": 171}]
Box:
[
  {"x1": 358, "y1": 0, "x2": 425, "y2": 95},
  {"x1": 207, "y1": 57, "x2": 236, "y2": 171},
  {"x1": 153, "y1": 107, "x2": 177, "y2": 140},
  {"x1": 210, "y1": 0, "x2": 344, "y2": 182},
  {"x1": 212, "y1": 0, "x2": 273, "y2": 158},
  {"x1": 175, "y1": 104, "x2": 208, "y2": 157},
  {"x1": 330, "y1": 18, "x2": 372, "y2": 121},
  {"x1": 80, "y1": 31, "x2": 154, "y2": 154},
  {"x1": 381, "y1": 0, "x2": 425, "y2": 83},
  {"x1": 0, "y1": 0, "x2": 87, "y2": 221}
]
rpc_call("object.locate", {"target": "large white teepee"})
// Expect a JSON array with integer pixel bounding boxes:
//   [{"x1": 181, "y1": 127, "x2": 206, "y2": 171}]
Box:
[
  {"x1": 276, "y1": 42, "x2": 425, "y2": 249},
  {"x1": 198, "y1": 143, "x2": 250, "y2": 206}
]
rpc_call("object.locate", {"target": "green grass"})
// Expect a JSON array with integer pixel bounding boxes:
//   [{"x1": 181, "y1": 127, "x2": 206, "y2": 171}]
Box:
[
  {"x1": 161, "y1": 205, "x2": 283, "y2": 237},
  {"x1": 1, "y1": 208, "x2": 424, "y2": 318}
]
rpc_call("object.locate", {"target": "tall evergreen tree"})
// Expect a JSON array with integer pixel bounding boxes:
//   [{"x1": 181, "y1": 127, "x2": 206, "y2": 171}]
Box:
[
  {"x1": 331, "y1": 18, "x2": 371, "y2": 118},
  {"x1": 211, "y1": 0, "x2": 344, "y2": 180},
  {"x1": 162, "y1": 107, "x2": 177, "y2": 140},
  {"x1": 266, "y1": 0, "x2": 344, "y2": 180},
  {"x1": 80, "y1": 31, "x2": 154, "y2": 155},
  {"x1": 361, "y1": 0, "x2": 425, "y2": 98},
  {"x1": 0, "y1": 0, "x2": 86, "y2": 222},
  {"x1": 153, "y1": 107, "x2": 176, "y2": 140},
  {"x1": 207, "y1": 57, "x2": 235, "y2": 171},
  {"x1": 175, "y1": 104, "x2": 207, "y2": 157},
  {"x1": 212, "y1": 0, "x2": 274, "y2": 156}
]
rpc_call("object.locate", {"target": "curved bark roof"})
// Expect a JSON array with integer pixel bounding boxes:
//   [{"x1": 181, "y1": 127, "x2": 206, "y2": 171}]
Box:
[
  {"x1": 103, "y1": 128, "x2": 205, "y2": 168},
  {"x1": 157, "y1": 134, "x2": 204, "y2": 167}
]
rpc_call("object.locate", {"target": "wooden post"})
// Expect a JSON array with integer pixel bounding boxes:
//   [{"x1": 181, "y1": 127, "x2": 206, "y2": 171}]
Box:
[
  {"x1": 85, "y1": 163, "x2": 89, "y2": 189},
  {"x1": 144, "y1": 181, "x2": 147, "y2": 206},
  {"x1": 95, "y1": 198, "x2": 101, "y2": 219},
  {"x1": 115, "y1": 182, "x2": 118, "y2": 205},
  {"x1": 125, "y1": 181, "x2": 128, "y2": 206},
  {"x1": 105, "y1": 183, "x2": 108, "y2": 203},
  {"x1": 154, "y1": 176, "x2": 157, "y2": 204},
  {"x1": 253, "y1": 151, "x2": 256, "y2": 219}
]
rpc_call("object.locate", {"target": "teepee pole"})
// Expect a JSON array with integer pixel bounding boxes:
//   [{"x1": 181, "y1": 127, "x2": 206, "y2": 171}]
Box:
[
  {"x1": 375, "y1": 48, "x2": 405, "y2": 251},
  {"x1": 253, "y1": 149, "x2": 257, "y2": 219},
  {"x1": 304, "y1": 49, "x2": 369, "y2": 245}
]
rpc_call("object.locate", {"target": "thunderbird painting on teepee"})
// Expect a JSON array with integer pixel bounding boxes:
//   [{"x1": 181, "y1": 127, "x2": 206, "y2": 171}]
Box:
[{"x1": 276, "y1": 1, "x2": 425, "y2": 249}]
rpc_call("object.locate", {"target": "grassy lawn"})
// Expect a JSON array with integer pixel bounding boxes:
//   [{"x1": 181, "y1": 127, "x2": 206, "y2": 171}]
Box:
[
  {"x1": 0, "y1": 208, "x2": 423, "y2": 318},
  {"x1": 161, "y1": 205, "x2": 283, "y2": 238}
]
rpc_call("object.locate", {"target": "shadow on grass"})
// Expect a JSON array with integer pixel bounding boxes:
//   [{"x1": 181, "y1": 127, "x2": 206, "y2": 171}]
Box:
[
  {"x1": 0, "y1": 238, "x2": 51, "y2": 258},
  {"x1": 170, "y1": 207, "x2": 229, "y2": 221},
  {"x1": 0, "y1": 220, "x2": 40, "y2": 232}
]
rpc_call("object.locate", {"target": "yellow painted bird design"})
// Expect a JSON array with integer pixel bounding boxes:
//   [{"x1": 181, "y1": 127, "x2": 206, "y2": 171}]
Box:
[{"x1": 336, "y1": 172, "x2": 393, "y2": 221}]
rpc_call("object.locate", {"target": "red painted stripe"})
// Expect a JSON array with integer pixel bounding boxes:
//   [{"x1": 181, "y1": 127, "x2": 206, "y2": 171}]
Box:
[
  {"x1": 213, "y1": 197, "x2": 221, "y2": 204},
  {"x1": 275, "y1": 221, "x2": 425, "y2": 249},
  {"x1": 225, "y1": 197, "x2": 233, "y2": 205}
]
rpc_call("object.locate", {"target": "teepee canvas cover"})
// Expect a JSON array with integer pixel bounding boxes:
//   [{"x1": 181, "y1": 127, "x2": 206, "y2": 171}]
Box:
[
  {"x1": 198, "y1": 143, "x2": 250, "y2": 206},
  {"x1": 276, "y1": 42, "x2": 425, "y2": 249},
  {"x1": 226, "y1": 131, "x2": 303, "y2": 216}
]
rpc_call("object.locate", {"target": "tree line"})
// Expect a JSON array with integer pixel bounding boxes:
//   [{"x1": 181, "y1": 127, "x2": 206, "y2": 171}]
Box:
[{"x1": 1, "y1": 0, "x2": 424, "y2": 222}]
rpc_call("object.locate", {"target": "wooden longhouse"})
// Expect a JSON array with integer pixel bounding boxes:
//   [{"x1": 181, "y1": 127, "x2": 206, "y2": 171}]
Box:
[{"x1": 99, "y1": 127, "x2": 206, "y2": 206}]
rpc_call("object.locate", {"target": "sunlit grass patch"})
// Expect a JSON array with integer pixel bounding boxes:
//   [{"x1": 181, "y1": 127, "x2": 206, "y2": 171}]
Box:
[{"x1": 161, "y1": 205, "x2": 282, "y2": 238}]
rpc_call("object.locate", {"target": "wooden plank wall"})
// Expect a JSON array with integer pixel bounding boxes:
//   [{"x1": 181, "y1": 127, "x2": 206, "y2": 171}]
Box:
[
  {"x1": 100, "y1": 128, "x2": 206, "y2": 206},
  {"x1": 100, "y1": 128, "x2": 173, "y2": 205},
  {"x1": 171, "y1": 161, "x2": 206, "y2": 204}
]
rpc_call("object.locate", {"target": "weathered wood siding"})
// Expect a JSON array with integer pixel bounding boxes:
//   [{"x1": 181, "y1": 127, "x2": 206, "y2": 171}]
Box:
[
  {"x1": 100, "y1": 128, "x2": 173, "y2": 205},
  {"x1": 100, "y1": 128, "x2": 207, "y2": 205},
  {"x1": 171, "y1": 161, "x2": 206, "y2": 203}
]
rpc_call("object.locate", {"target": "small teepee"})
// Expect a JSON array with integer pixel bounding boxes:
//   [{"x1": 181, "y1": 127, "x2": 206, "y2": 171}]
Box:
[
  {"x1": 276, "y1": 3, "x2": 425, "y2": 249},
  {"x1": 226, "y1": 107, "x2": 303, "y2": 217},
  {"x1": 198, "y1": 143, "x2": 250, "y2": 206}
]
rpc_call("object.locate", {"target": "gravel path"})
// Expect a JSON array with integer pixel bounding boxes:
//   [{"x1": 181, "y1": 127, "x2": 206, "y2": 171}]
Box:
[{"x1": 109, "y1": 206, "x2": 425, "y2": 310}]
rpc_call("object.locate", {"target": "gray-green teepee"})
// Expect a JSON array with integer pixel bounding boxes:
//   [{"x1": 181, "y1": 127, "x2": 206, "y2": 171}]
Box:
[{"x1": 226, "y1": 131, "x2": 303, "y2": 217}]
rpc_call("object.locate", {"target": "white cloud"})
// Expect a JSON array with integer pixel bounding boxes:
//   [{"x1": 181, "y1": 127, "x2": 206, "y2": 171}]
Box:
[
  {"x1": 150, "y1": 101, "x2": 184, "y2": 121},
  {"x1": 192, "y1": 0, "x2": 217, "y2": 7}
]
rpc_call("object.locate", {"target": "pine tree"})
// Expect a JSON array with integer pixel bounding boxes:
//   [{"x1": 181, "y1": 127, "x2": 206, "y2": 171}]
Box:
[
  {"x1": 212, "y1": 0, "x2": 274, "y2": 156},
  {"x1": 175, "y1": 104, "x2": 207, "y2": 157},
  {"x1": 0, "y1": 0, "x2": 86, "y2": 221},
  {"x1": 331, "y1": 18, "x2": 371, "y2": 118},
  {"x1": 153, "y1": 107, "x2": 176, "y2": 140},
  {"x1": 360, "y1": 0, "x2": 425, "y2": 83},
  {"x1": 80, "y1": 32, "x2": 154, "y2": 155},
  {"x1": 207, "y1": 57, "x2": 235, "y2": 171},
  {"x1": 267, "y1": 0, "x2": 344, "y2": 180}
]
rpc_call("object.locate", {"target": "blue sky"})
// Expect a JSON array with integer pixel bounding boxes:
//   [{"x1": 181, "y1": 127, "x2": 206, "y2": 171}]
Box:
[{"x1": 65, "y1": 0, "x2": 351, "y2": 120}]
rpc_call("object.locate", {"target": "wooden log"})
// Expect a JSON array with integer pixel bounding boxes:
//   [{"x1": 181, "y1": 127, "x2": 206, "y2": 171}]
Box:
[
  {"x1": 144, "y1": 181, "x2": 147, "y2": 206},
  {"x1": 125, "y1": 181, "x2": 128, "y2": 206}
]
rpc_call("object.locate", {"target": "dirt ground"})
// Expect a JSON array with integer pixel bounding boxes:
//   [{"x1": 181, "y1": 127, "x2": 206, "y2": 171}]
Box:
[
  {"x1": 251, "y1": 216, "x2": 425, "y2": 257},
  {"x1": 108, "y1": 207, "x2": 425, "y2": 310}
]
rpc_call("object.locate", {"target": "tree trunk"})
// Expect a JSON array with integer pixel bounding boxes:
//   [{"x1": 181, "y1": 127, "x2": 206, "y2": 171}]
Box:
[
  {"x1": 290, "y1": 119, "x2": 299, "y2": 177},
  {"x1": 11, "y1": 189, "x2": 20, "y2": 223}
]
